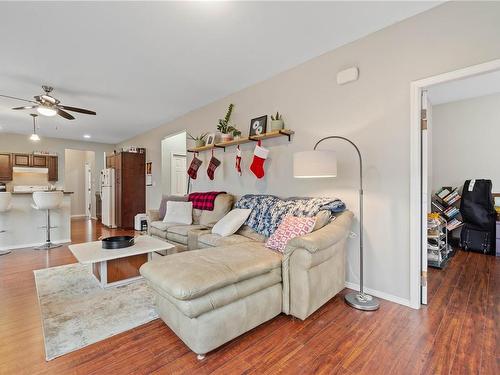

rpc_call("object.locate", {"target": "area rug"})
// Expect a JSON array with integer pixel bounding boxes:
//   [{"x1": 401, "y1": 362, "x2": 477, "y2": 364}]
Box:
[{"x1": 34, "y1": 263, "x2": 158, "y2": 361}]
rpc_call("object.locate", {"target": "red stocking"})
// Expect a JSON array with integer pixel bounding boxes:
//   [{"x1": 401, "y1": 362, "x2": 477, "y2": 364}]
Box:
[
  {"x1": 207, "y1": 151, "x2": 221, "y2": 180},
  {"x1": 250, "y1": 140, "x2": 269, "y2": 179},
  {"x1": 187, "y1": 154, "x2": 202, "y2": 180}
]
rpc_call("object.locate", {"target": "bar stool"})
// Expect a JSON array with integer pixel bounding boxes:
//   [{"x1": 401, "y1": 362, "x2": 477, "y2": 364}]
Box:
[
  {"x1": 0, "y1": 192, "x2": 12, "y2": 256},
  {"x1": 32, "y1": 191, "x2": 64, "y2": 250}
]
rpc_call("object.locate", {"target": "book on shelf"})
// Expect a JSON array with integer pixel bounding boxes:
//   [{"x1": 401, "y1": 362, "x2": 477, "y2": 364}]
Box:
[
  {"x1": 436, "y1": 188, "x2": 451, "y2": 199},
  {"x1": 431, "y1": 200, "x2": 445, "y2": 212},
  {"x1": 447, "y1": 218, "x2": 463, "y2": 231}
]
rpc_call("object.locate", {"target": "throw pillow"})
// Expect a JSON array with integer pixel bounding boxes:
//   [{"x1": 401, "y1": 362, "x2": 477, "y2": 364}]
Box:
[
  {"x1": 159, "y1": 195, "x2": 188, "y2": 220},
  {"x1": 266, "y1": 216, "x2": 316, "y2": 252},
  {"x1": 212, "y1": 208, "x2": 252, "y2": 237},
  {"x1": 163, "y1": 201, "x2": 193, "y2": 225}
]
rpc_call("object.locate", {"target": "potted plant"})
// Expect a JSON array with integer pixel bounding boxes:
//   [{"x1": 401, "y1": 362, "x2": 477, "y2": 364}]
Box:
[
  {"x1": 270, "y1": 112, "x2": 284, "y2": 131},
  {"x1": 217, "y1": 103, "x2": 240, "y2": 142},
  {"x1": 187, "y1": 132, "x2": 208, "y2": 148}
]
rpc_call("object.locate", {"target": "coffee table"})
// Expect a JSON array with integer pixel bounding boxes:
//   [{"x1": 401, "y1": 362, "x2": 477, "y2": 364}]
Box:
[{"x1": 69, "y1": 235, "x2": 174, "y2": 288}]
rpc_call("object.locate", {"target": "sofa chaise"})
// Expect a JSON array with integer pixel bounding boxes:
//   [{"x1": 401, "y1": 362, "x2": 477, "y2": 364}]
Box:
[{"x1": 140, "y1": 198, "x2": 353, "y2": 359}]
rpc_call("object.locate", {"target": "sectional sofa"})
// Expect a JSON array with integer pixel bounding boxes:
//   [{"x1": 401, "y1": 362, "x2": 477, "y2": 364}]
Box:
[{"x1": 141, "y1": 194, "x2": 353, "y2": 359}]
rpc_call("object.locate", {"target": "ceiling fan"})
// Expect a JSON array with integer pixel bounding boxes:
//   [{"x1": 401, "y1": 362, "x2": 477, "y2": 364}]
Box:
[{"x1": 0, "y1": 85, "x2": 96, "y2": 120}]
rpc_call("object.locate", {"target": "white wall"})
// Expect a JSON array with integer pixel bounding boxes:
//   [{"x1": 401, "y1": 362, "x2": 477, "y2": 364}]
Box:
[
  {"x1": 64, "y1": 149, "x2": 96, "y2": 217},
  {"x1": 432, "y1": 93, "x2": 500, "y2": 193},
  {"x1": 118, "y1": 2, "x2": 500, "y2": 304},
  {"x1": 161, "y1": 132, "x2": 187, "y2": 198}
]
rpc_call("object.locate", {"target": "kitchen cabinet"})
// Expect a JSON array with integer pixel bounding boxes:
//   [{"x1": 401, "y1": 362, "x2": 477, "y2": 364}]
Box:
[
  {"x1": 107, "y1": 152, "x2": 145, "y2": 229},
  {"x1": 31, "y1": 155, "x2": 47, "y2": 167},
  {"x1": 13, "y1": 153, "x2": 31, "y2": 167},
  {"x1": 47, "y1": 156, "x2": 58, "y2": 181},
  {"x1": 0, "y1": 153, "x2": 13, "y2": 181}
]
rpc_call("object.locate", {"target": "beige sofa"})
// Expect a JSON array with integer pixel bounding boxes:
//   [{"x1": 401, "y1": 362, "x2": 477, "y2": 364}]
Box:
[
  {"x1": 140, "y1": 209, "x2": 353, "y2": 359},
  {"x1": 146, "y1": 193, "x2": 235, "y2": 253}
]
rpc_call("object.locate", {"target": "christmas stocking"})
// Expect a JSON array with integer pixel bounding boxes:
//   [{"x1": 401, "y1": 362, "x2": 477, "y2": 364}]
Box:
[
  {"x1": 187, "y1": 155, "x2": 202, "y2": 179},
  {"x1": 207, "y1": 153, "x2": 221, "y2": 180},
  {"x1": 235, "y1": 146, "x2": 242, "y2": 176},
  {"x1": 250, "y1": 140, "x2": 269, "y2": 179}
]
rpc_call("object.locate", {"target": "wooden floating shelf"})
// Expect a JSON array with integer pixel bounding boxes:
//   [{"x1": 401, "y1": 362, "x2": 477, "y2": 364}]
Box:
[{"x1": 188, "y1": 129, "x2": 294, "y2": 153}]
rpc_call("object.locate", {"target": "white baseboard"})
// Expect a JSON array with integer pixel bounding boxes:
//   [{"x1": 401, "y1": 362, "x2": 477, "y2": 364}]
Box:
[
  {"x1": 0, "y1": 239, "x2": 72, "y2": 252},
  {"x1": 344, "y1": 281, "x2": 412, "y2": 308},
  {"x1": 71, "y1": 214, "x2": 87, "y2": 219}
]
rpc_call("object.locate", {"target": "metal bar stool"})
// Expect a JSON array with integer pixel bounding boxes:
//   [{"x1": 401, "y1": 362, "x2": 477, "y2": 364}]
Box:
[
  {"x1": 32, "y1": 191, "x2": 64, "y2": 250},
  {"x1": 0, "y1": 192, "x2": 12, "y2": 256}
]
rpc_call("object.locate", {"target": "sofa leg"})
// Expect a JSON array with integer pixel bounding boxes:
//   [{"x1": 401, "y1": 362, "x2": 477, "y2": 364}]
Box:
[{"x1": 196, "y1": 354, "x2": 206, "y2": 361}]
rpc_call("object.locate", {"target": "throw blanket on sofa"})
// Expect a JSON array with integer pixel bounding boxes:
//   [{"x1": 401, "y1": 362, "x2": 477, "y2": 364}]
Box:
[
  {"x1": 188, "y1": 191, "x2": 226, "y2": 211},
  {"x1": 235, "y1": 194, "x2": 346, "y2": 237}
]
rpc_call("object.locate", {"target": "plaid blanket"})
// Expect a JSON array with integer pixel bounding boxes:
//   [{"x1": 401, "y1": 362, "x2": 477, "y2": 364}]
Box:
[
  {"x1": 188, "y1": 191, "x2": 226, "y2": 211},
  {"x1": 235, "y1": 194, "x2": 346, "y2": 237}
]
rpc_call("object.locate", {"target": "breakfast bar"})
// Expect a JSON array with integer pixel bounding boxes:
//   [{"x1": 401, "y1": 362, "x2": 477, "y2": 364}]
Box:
[{"x1": 0, "y1": 192, "x2": 73, "y2": 252}]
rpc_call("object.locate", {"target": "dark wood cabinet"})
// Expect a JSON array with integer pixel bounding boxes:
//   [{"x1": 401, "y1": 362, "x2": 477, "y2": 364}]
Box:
[
  {"x1": 0, "y1": 153, "x2": 13, "y2": 181},
  {"x1": 47, "y1": 156, "x2": 58, "y2": 181},
  {"x1": 13, "y1": 153, "x2": 31, "y2": 167},
  {"x1": 31, "y1": 155, "x2": 47, "y2": 167},
  {"x1": 107, "y1": 152, "x2": 145, "y2": 229}
]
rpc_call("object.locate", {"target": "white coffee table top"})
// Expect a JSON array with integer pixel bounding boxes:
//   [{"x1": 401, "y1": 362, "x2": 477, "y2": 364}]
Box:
[{"x1": 69, "y1": 235, "x2": 174, "y2": 264}]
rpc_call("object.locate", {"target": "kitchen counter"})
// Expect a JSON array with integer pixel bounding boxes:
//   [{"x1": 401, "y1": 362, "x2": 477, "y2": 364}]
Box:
[
  {"x1": 0, "y1": 193, "x2": 71, "y2": 251},
  {"x1": 11, "y1": 191, "x2": 74, "y2": 195}
]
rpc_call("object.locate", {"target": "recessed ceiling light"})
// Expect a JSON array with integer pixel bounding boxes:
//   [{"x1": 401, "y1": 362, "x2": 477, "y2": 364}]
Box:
[{"x1": 83, "y1": 134, "x2": 91, "y2": 139}]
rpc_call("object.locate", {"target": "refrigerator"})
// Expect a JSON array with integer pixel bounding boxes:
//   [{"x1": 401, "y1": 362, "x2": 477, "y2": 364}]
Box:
[{"x1": 101, "y1": 168, "x2": 116, "y2": 228}]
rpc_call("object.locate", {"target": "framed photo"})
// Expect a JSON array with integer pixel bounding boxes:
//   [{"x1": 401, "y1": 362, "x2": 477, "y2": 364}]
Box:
[
  {"x1": 145, "y1": 161, "x2": 152, "y2": 175},
  {"x1": 206, "y1": 133, "x2": 216, "y2": 146},
  {"x1": 145, "y1": 162, "x2": 152, "y2": 186},
  {"x1": 249, "y1": 115, "x2": 267, "y2": 137}
]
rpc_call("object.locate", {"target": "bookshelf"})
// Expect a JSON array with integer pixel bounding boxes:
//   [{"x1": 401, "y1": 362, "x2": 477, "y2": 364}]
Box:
[{"x1": 429, "y1": 186, "x2": 463, "y2": 268}]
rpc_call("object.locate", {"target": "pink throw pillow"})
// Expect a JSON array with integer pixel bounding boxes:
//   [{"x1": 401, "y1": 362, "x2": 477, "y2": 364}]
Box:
[{"x1": 266, "y1": 216, "x2": 317, "y2": 252}]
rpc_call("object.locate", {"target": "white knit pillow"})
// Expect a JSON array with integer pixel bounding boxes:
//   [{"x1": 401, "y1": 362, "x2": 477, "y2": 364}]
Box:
[{"x1": 163, "y1": 201, "x2": 193, "y2": 225}]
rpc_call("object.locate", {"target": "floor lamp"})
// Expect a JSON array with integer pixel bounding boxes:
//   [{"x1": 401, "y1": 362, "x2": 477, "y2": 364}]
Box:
[{"x1": 293, "y1": 136, "x2": 380, "y2": 311}]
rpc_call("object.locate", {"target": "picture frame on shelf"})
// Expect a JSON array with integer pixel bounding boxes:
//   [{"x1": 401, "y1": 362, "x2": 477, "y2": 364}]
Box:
[
  {"x1": 249, "y1": 115, "x2": 267, "y2": 137},
  {"x1": 205, "y1": 133, "x2": 216, "y2": 146}
]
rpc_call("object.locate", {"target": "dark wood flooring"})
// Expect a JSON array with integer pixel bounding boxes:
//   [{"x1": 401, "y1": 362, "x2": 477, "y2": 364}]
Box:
[{"x1": 0, "y1": 219, "x2": 498, "y2": 374}]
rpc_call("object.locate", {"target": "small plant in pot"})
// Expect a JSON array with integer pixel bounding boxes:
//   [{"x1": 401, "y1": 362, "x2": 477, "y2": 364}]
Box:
[
  {"x1": 270, "y1": 112, "x2": 284, "y2": 131},
  {"x1": 187, "y1": 132, "x2": 208, "y2": 148},
  {"x1": 217, "y1": 103, "x2": 240, "y2": 142}
]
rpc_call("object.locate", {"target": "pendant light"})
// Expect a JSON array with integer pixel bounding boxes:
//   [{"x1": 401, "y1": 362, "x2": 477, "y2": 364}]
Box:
[{"x1": 30, "y1": 113, "x2": 40, "y2": 141}]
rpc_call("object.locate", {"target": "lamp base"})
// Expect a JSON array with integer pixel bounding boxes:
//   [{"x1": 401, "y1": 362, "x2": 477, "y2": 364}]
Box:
[{"x1": 344, "y1": 291, "x2": 380, "y2": 311}]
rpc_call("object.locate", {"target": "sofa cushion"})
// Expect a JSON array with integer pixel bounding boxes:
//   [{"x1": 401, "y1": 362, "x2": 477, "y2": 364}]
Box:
[
  {"x1": 152, "y1": 267, "x2": 281, "y2": 318},
  {"x1": 150, "y1": 221, "x2": 181, "y2": 232},
  {"x1": 168, "y1": 224, "x2": 206, "y2": 237},
  {"x1": 140, "y1": 242, "x2": 282, "y2": 301},
  {"x1": 199, "y1": 194, "x2": 234, "y2": 227},
  {"x1": 150, "y1": 226, "x2": 168, "y2": 239},
  {"x1": 159, "y1": 195, "x2": 188, "y2": 220},
  {"x1": 198, "y1": 233, "x2": 254, "y2": 248},
  {"x1": 313, "y1": 210, "x2": 332, "y2": 231},
  {"x1": 167, "y1": 232, "x2": 188, "y2": 245},
  {"x1": 236, "y1": 225, "x2": 267, "y2": 242}
]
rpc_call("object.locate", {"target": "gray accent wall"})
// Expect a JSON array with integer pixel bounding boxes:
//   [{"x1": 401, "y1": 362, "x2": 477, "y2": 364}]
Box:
[{"x1": 117, "y1": 2, "x2": 500, "y2": 303}]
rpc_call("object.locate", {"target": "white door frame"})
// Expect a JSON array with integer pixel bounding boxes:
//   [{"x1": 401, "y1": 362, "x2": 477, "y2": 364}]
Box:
[
  {"x1": 84, "y1": 162, "x2": 92, "y2": 218},
  {"x1": 409, "y1": 58, "x2": 500, "y2": 309}
]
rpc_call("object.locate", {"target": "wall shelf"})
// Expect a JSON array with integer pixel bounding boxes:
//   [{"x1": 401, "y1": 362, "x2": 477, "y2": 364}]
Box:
[{"x1": 187, "y1": 129, "x2": 294, "y2": 153}]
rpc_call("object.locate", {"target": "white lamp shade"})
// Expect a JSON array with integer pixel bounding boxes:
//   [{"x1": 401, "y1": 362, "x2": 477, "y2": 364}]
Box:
[{"x1": 293, "y1": 150, "x2": 337, "y2": 178}]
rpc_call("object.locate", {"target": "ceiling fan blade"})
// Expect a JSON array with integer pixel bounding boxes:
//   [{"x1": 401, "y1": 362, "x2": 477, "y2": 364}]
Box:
[
  {"x1": 0, "y1": 94, "x2": 38, "y2": 104},
  {"x1": 57, "y1": 108, "x2": 75, "y2": 120},
  {"x1": 12, "y1": 106, "x2": 37, "y2": 110},
  {"x1": 58, "y1": 105, "x2": 96, "y2": 115}
]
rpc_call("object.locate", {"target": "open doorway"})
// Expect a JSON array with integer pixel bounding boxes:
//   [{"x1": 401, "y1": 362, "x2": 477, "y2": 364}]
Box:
[
  {"x1": 64, "y1": 149, "x2": 96, "y2": 219},
  {"x1": 410, "y1": 59, "x2": 500, "y2": 308},
  {"x1": 161, "y1": 132, "x2": 187, "y2": 196}
]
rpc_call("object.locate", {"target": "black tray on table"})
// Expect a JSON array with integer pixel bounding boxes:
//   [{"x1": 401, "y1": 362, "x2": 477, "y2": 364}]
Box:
[{"x1": 101, "y1": 236, "x2": 135, "y2": 249}]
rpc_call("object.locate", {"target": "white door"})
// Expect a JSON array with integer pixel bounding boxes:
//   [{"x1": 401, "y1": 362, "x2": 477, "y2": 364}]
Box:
[
  {"x1": 170, "y1": 153, "x2": 187, "y2": 196},
  {"x1": 421, "y1": 90, "x2": 430, "y2": 305},
  {"x1": 85, "y1": 163, "x2": 92, "y2": 218}
]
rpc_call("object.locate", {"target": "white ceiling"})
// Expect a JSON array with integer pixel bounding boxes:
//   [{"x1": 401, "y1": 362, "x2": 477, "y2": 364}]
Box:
[
  {"x1": 0, "y1": 1, "x2": 439, "y2": 144},
  {"x1": 427, "y1": 69, "x2": 500, "y2": 105}
]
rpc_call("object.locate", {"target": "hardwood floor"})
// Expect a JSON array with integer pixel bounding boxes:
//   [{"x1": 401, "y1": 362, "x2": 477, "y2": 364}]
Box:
[{"x1": 0, "y1": 219, "x2": 498, "y2": 374}]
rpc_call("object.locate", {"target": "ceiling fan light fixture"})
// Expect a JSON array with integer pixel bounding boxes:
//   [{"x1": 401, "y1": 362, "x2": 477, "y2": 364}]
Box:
[
  {"x1": 37, "y1": 105, "x2": 57, "y2": 117},
  {"x1": 30, "y1": 133, "x2": 40, "y2": 142},
  {"x1": 30, "y1": 113, "x2": 40, "y2": 141}
]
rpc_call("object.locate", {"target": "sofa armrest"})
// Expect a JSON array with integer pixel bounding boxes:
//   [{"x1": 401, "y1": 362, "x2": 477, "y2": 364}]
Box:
[
  {"x1": 285, "y1": 210, "x2": 354, "y2": 254},
  {"x1": 147, "y1": 209, "x2": 161, "y2": 223}
]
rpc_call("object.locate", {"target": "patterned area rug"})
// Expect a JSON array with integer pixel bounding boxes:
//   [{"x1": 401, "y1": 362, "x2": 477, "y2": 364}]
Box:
[{"x1": 34, "y1": 263, "x2": 158, "y2": 361}]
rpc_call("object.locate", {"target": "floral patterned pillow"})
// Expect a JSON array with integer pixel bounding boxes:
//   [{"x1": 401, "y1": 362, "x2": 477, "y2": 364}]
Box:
[{"x1": 265, "y1": 216, "x2": 317, "y2": 252}]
